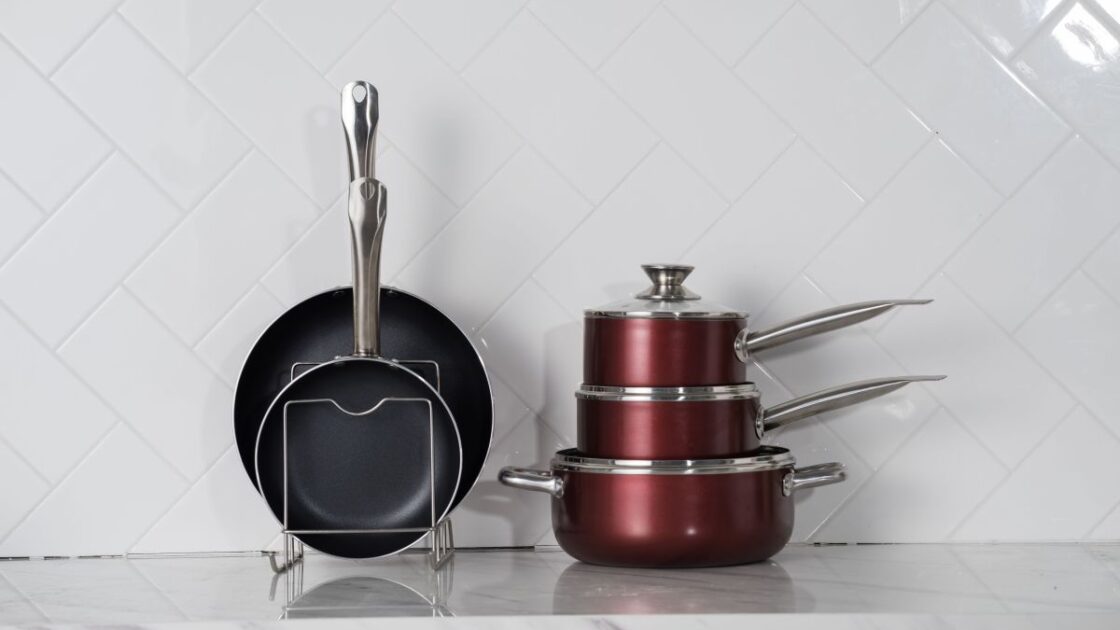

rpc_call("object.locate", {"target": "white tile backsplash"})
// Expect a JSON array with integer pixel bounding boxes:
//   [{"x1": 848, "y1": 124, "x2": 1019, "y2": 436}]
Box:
[{"x1": 0, "y1": 0, "x2": 1118, "y2": 555}]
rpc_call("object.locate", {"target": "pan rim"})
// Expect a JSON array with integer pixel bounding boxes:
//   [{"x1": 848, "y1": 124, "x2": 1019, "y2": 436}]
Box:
[
  {"x1": 551, "y1": 446, "x2": 795, "y2": 475},
  {"x1": 234, "y1": 284, "x2": 494, "y2": 508},
  {"x1": 253, "y1": 354, "x2": 463, "y2": 559}
]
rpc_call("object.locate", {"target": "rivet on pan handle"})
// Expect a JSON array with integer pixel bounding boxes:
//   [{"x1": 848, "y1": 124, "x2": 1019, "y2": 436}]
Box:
[
  {"x1": 499, "y1": 467, "x2": 564, "y2": 498},
  {"x1": 735, "y1": 299, "x2": 933, "y2": 362},
  {"x1": 762, "y1": 375, "x2": 947, "y2": 433},
  {"x1": 782, "y1": 462, "x2": 846, "y2": 496}
]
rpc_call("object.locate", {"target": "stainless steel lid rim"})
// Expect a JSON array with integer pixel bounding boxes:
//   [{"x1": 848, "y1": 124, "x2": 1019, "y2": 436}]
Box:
[
  {"x1": 575, "y1": 383, "x2": 760, "y2": 401},
  {"x1": 551, "y1": 446, "x2": 796, "y2": 474},
  {"x1": 583, "y1": 309, "x2": 745, "y2": 320}
]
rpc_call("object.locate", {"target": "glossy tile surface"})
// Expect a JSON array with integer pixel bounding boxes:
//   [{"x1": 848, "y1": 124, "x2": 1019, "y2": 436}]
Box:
[
  {"x1": 1, "y1": 0, "x2": 1120, "y2": 555},
  {"x1": 1, "y1": 546, "x2": 1120, "y2": 626}
]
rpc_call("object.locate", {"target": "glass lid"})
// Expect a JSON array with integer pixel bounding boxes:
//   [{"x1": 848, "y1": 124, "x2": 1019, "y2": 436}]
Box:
[{"x1": 585, "y1": 264, "x2": 745, "y2": 319}]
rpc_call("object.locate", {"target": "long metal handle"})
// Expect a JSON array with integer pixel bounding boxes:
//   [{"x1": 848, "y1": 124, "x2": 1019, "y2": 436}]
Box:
[
  {"x1": 735, "y1": 299, "x2": 932, "y2": 361},
  {"x1": 349, "y1": 178, "x2": 386, "y2": 357},
  {"x1": 790, "y1": 462, "x2": 846, "y2": 492},
  {"x1": 498, "y1": 467, "x2": 563, "y2": 497},
  {"x1": 761, "y1": 375, "x2": 946, "y2": 433},
  {"x1": 341, "y1": 81, "x2": 378, "y2": 180}
]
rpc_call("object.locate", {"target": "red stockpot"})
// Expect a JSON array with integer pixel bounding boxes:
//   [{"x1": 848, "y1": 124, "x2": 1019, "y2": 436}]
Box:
[
  {"x1": 575, "y1": 375, "x2": 945, "y2": 460},
  {"x1": 499, "y1": 447, "x2": 845, "y2": 568},
  {"x1": 584, "y1": 264, "x2": 930, "y2": 387}
]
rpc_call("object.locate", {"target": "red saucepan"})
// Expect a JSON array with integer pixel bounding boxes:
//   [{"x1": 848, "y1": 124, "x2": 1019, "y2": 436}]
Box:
[
  {"x1": 585, "y1": 264, "x2": 930, "y2": 386},
  {"x1": 499, "y1": 447, "x2": 843, "y2": 568},
  {"x1": 576, "y1": 375, "x2": 944, "y2": 459}
]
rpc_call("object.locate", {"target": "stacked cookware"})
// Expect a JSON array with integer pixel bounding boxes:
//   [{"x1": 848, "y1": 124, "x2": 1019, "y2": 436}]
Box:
[
  {"x1": 501, "y1": 264, "x2": 943, "y2": 568},
  {"x1": 233, "y1": 82, "x2": 493, "y2": 563}
]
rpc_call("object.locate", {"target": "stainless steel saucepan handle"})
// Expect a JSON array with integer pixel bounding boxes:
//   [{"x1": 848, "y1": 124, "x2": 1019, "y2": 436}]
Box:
[
  {"x1": 787, "y1": 462, "x2": 846, "y2": 494},
  {"x1": 342, "y1": 81, "x2": 387, "y2": 357},
  {"x1": 499, "y1": 467, "x2": 564, "y2": 497},
  {"x1": 760, "y1": 375, "x2": 946, "y2": 434},
  {"x1": 734, "y1": 299, "x2": 932, "y2": 362}
]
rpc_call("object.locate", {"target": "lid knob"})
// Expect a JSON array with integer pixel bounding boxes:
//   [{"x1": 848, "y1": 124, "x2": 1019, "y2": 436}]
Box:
[{"x1": 636, "y1": 264, "x2": 701, "y2": 301}]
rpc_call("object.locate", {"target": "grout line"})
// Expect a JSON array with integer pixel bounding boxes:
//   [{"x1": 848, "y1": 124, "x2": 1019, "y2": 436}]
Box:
[
  {"x1": 43, "y1": 0, "x2": 126, "y2": 78},
  {"x1": 862, "y1": 0, "x2": 938, "y2": 66},
  {"x1": 436, "y1": 0, "x2": 531, "y2": 74},
  {"x1": 262, "y1": 1, "x2": 394, "y2": 79},
  {"x1": 727, "y1": 1, "x2": 801, "y2": 69},
  {"x1": 1005, "y1": 0, "x2": 1078, "y2": 62},
  {"x1": 0, "y1": 432, "x2": 52, "y2": 488},
  {"x1": 183, "y1": 9, "x2": 260, "y2": 81}
]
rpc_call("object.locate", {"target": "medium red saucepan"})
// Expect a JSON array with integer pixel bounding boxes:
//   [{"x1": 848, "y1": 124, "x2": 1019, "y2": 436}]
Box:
[
  {"x1": 576, "y1": 375, "x2": 944, "y2": 460},
  {"x1": 584, "y1": 264, "x2": 930, "y2": 387},
  {"x1": 499, "y1": 447, "x2": 843, "y2": 568}
]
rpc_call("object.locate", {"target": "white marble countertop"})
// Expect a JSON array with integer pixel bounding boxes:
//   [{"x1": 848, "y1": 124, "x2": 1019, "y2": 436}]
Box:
[{"x1": 1, "y1": 545, "x2": 1119, "y2": 628}]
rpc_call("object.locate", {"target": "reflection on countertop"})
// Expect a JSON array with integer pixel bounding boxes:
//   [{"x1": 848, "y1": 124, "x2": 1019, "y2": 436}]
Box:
[{"x1": 1, "y1": 544, "x2": 1119, "y2": 627}]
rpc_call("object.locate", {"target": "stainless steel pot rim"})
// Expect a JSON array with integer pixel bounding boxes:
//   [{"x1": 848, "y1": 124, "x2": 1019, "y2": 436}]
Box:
[
  {"x1": 575, "y1": 383, "x2": 760, "y2": 401},
  {"x1": 584, "y1": 308, "x2": 745, "y2": 320},
  {"x1": 551, "y1": 446, "x2": 795, "y2": 475}
]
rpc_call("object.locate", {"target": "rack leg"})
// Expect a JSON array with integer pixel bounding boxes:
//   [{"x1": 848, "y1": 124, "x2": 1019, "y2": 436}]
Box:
[{"x1": 429, "y1": 518, "x2": 454, "y2": 569}]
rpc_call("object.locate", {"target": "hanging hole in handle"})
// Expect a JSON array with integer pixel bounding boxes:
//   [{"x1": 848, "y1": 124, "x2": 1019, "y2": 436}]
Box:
[{"x1": 352, "y1": 84, "x2": 368, "y2": 103}]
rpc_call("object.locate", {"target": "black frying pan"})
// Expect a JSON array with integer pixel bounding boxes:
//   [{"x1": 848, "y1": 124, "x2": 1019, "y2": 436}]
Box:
[
  {"x1": 254, "y1": 83, "x2": 463, "y2": 558},
  {"x1": 236, "y1": 81, "x2": 492, "y2": 512}
]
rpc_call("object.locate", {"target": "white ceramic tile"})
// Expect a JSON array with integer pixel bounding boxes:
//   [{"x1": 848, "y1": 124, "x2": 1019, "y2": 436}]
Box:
[
  {"x1": 0, "y1": 0, "x2": 116, "y2": 73},
  {"x1": 59, "y1": 291, "x2": 232, "y2": 480},
  {"x1": 132, "y1": 448, "x2": 279, "y2": 553},
  {"x1": 1015, "y1": 3, "x2": 1120, "y2": 173},
  {"x1": 454, "y1": 416, "x2": 565, "y2": 547},
  {"x1": 802, "y1": 0, "x2": 929, "y2": 62},
  {"x1": 1084, "y1": 229, "x2": 1120, "y2": 304},
  {"x1": 328, "y1": 14, "x2": 522, "y2": 206},
  {"x1": 488, "y1": 374, "x2": 533, "y2": 445},
  {"x1": 397, "y1": 149, "x2": 591, "y2": 331},
  {"x1": 191, "y1": 14, "x2": 344, "y2": 208},
  {"x1": 875, "y1": 3, "x2": 1069, "y2": 194},
  {"x1": 815, "y1": 409, "x2": 1005, "y2": 542},
  {"x1": 394, "y1": 0, "x2": 526, "y2": 70},
  {"x1": 0, "y1": 172, "x2": 41, "y2": 263},
  {"x1": 955, "y1": 407, "x2": 1120, "y2": 541},
  {"x1": 0, "y1": 155, "x2": 178, "y2": 347},
  {"x1": 739, "y1": 5, "x2": 928, "y2": 198},
  {"x1": 53, "y1": 17, "x2": 250, "y2": 209},
  {"x1": 1017, "y1": 272, "x2": 1120, "y2": 434},
  {"x1": 944, "y1": 0, "x2": 1062, "y2": 57},
  {"x1": 534, "y1": 145, "x2": 727, "y2": 317},
  {"x1": 663, "y1": 0, "x2": 794, "y2": 65},
  {"x1": 947, "y1": 138, "x2": 1120, "y2": 331},
  {"x1": 0, "y1": 307, "x2": 118, "y2": 484},
  {"x1": 194, "y1": 286, "x2": 285, "y2": 387},
  {"x1": 126, "y1": 152, "x2": 319, "y2": 343},
  {"x1": 0, "y1": 40, "x2": 110, "y2": 210},
  {"x1": 0, "y1": 424, "x2": 186, "y2": 557},
  {"x1": 754, "y1": 277, "x2": 942, "y2": 469},
  {"x1": 257, "y1": 0, "x2": 394, "y2": 72},
  {"x1": 808, "y1": 140, "x2": 1001, "y2": 305},
  {"x1": 601, "y1": 8, "x2": 793, "y2": 201},
  {"x1": 684, "y1": 141, "x2": 862, "y2": 315},
  {"x1": 528, "y1": 0, "x2": 659, "y2": 67},
  {"x1": 763, "y1": 418, "x2": 872, "y2": 542},
  {"x1": 465, "y1": 12, "x2": 656, "y2": 202},
  {"x1": 118, "y1": 0, "x2": 257, "y2": 72},
  {"x1": 0, "y1": 438, "x2": 49, "y2": 538},
  {"x1": 877, "y1": 274, "x2": 1076, "y2": 467},
  {"x1": 476, "y1": 280, "x2": 581, "y2": 442}
]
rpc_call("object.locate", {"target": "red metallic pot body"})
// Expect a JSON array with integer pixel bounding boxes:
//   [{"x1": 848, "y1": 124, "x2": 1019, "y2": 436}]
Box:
[
  {"x1": 553, "y1": 466, "x2": 792, "y2": 568},
  {"x1": 583, "y1": 317, "x2": 745, "y2": 387},
  {"x1": 576, "y1": 395, "x2": 761, "y2": 459}
]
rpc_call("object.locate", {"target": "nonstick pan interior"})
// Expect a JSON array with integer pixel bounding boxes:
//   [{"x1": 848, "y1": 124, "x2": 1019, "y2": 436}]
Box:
[
  {"x1": 255, "y1": 357, "x2": 461, "y2": 559},
  {"x1": 235, "y1": 286, "x2": 492, "y2": 509}
]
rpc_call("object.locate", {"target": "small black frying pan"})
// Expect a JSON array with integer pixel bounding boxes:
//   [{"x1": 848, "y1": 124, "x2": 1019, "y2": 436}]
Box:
[{"x1": 254, "y1": 83, "x2": 462, "y2": 558}]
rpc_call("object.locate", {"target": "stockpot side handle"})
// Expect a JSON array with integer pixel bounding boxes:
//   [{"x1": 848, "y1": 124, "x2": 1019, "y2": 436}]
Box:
[
  {"x1": 790, "y1": 463, "x2": 846, "y2": 492},
  {"x1": 499, "y1": 466, "x2": 564, "y2": 497},
  {"x1": 734, "y1": 299, "x2": 932, "y2": 362},
  {"x1": 761, "y1": 375, "x2": 947, "y2": 432}
]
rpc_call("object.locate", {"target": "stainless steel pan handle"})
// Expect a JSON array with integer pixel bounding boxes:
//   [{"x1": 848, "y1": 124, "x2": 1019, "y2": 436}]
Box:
[
  {"x1": 761, "y1": 375, "x2": 946, "y2": 434},
  {"x1": 499, "y1": 467, "x2": 564, "y2": 497},
  {"x1": 786, "y1": 462, "x2": 846, "y2": 494},
  {"x1": 342, "y1": 81, "x2": 387, "y2": 357},
  {"x1": 734, "y1": 299, "x2": 932, "y2": 362}
]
